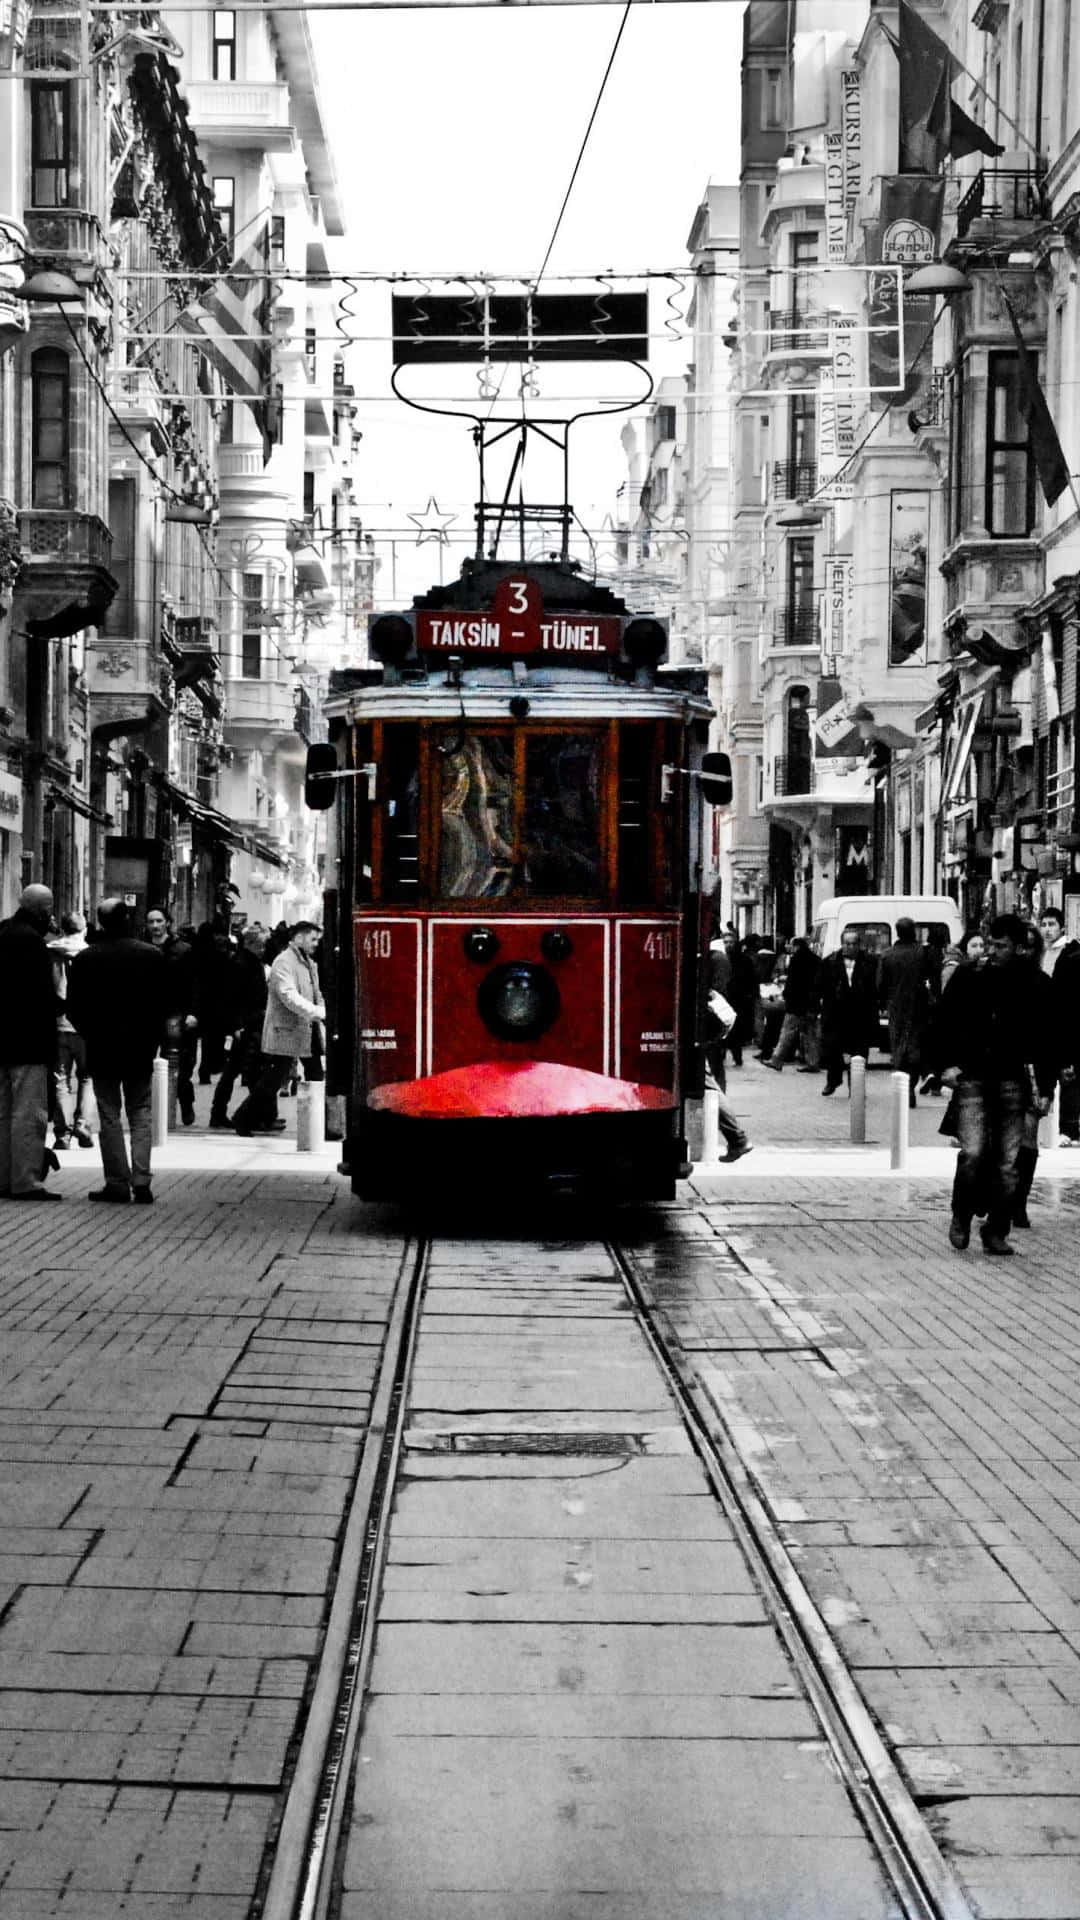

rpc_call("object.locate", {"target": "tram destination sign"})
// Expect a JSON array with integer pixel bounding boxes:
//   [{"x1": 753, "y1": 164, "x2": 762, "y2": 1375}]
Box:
[{"x1": 414, "y1": 576, "x2": 624, "y2": 659}]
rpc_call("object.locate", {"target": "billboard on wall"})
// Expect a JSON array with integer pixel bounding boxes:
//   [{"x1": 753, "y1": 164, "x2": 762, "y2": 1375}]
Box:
[{"x1": 889, "y1": 491, "x2": 931, "y2": 667}]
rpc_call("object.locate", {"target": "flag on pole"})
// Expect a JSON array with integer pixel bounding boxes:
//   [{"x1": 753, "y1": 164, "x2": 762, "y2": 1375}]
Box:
[
  {"x1": 894, "y1": 1, "x2": 1004, "y2": 172},
  {"x1": 1001, "y1": 292, "x2": 1071, "y2": 507},
  {"x1": 177, "y1": 223, "x2": 276, "y2": 464}
]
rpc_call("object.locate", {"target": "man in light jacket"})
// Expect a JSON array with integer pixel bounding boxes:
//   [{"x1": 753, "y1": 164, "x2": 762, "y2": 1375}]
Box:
[{"x1": 229, "y1": 922, "x2": 325, "y2": 1136}]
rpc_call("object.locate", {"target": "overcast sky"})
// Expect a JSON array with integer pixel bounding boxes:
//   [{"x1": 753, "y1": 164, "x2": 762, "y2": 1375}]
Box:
[{"x1": 311, "y1": 0, "x2": 744, "y2": 602}]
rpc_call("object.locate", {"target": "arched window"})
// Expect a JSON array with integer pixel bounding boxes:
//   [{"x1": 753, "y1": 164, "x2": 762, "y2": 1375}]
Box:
[
  {"x1": 785, "y1": 685, "x2": 812, "y2": 795},
  {"x1": 31, "y1": 348, "x2": 70, "y2": 506}
]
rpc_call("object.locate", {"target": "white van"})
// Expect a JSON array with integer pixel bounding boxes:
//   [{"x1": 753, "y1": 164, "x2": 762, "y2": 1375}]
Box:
[
  {"x1": 809, "y1": 895, "x2": 964, "y2": 961},
  {"x1": 809, "y1": 896, "x2": 964, "y2": 1053}
]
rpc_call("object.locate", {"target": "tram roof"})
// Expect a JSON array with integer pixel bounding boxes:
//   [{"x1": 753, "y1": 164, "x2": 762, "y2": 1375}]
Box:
[{"x1": 324, "y1": 663, "x2": 713, "y2": 725}]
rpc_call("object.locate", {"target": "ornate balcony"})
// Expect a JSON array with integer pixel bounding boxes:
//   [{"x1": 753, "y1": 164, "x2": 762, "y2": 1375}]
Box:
[
  {"x1": 772, "y1": 461, "x2": 819, "y2": 503},
  {"x1": 224, "y1": 674, "x2": 300, "y2": 742},
  {"x1": 954, "y1": 159, "x2": 1047, "y2": 244},
  {"x1": 85, "y1": 636, "x2": 171, "y2": 736},
  {"x1": 772, "y1": 605, "x2": 818, "y2": 648},
  {"x1": 23, "y1": 207, "x2": 111, "y2": 275},
  {"x1": 15, "y1": 509, "x2": 117, "y2": 638}
]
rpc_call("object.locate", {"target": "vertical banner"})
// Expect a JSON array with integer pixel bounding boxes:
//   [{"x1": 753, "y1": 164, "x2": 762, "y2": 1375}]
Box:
[
  {"x1": 825, "y1": 129, "x2": 846, "y2": 262},
  {"x1": 868, "y1": 178, "x2": 945, "y2": 409},
  {"x1": 818, "y1": 315, "x2": 857, "y2": 496},
  {"x1": 835, "y1": 824, "x2": 872, "y2": 895},
  {"x1": 888, "y1": 491, "x2": 930, "y2": 667},
  {"x1": 841, "y1": 71, "x2": 862, "y2": 227},
  {"x1": 820, "y1": 557, "x2": 852, "y2": 677}
]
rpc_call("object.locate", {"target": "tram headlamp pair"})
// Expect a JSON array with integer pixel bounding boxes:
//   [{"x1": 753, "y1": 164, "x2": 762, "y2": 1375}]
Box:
[{"x1": 464, "y1": 927, "x2": 573, "y2": 965}]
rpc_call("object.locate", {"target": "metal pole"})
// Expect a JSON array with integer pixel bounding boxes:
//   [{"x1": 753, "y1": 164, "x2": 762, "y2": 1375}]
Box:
[
  {"x1": 701, "y1": 1087, "x2": 720, "y2": 1164},
  {"x1": 151, "y1": 1056, "x2": 170, "y2": 1148},
  {"x1": 1039, "y1": 1084, "x2": 1060, "y2": 1151},
  {"x1": 850, "y1": 1055, "x2": 867, "y2": 1145},
  {"x1": 296, "y1": 1080, "x2": 325, "y2": 1152},
  {"x1": 889, "y1": 1071, "x2": 909, "y2": 1171}
]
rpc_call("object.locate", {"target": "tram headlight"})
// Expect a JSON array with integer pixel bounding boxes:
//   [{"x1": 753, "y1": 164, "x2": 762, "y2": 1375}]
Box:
[
  {"x1": 540, "y1": 928, "x2": 573, "y2": 963},
  {"x1": 464, "y1": 926, "x2": 499, "y2": 963},
  {"x1": 477, "y1": 962, "x2": 560, "y2": 1042},
  {"x1": 369, "y1": 614, "x2": 414, "y2": 665},
  {"x1": 622, "y1": 617, "x2": 668, "y2": 668}
]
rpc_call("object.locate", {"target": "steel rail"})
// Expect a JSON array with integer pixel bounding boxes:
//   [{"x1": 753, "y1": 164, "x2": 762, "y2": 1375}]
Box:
[
  {"x1": 256, "y1": 1234, "x2": 432, "y2": 1920},
  {"x1": 608, "y1": 1237, "x2": 978, "y2": 1920}
]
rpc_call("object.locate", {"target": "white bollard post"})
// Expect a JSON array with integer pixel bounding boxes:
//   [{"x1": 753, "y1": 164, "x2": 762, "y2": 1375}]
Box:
[
  {"x1": 151, "y1": 1056, "x2": 170, "y2": 1148},
  {"x1": 701, "y1": 1087, "x2": 721, "y2": 1164},
  {"x1": 296, "y1": 1081, "x2": 325, "y2": 1153},
  {"x1": 1039, "y1": 1084, "x2": 1061, "y2": 1152},
  {"x1": 889, "y1": 1071, "x2": 910, "y2": 1171},
  {"x1": 850, "y1": 1055, "x2": 867, "y2": 1144}
]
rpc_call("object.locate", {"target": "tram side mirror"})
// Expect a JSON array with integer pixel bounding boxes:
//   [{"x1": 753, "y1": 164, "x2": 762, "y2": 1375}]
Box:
[
  {"x1": 700, "y1": 752, "x2": 733, "y2": 808},
  {"x1": 304, "y1": 742, "x2": 338, "y2": 811}
]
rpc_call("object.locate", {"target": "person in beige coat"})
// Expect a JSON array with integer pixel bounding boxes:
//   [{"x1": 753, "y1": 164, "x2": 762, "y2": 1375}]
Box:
[{"x1": 229, "y1": 923, "x2": 325, "y2": 1136}]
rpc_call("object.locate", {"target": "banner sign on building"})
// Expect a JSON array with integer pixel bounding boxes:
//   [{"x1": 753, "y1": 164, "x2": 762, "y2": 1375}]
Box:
[
  {"x1": 820, "y1": 556, "x2": 853, "y2": 676},
  {"x1": 888, "y1": 490, "x2": 930, "y2": 667},
  {"x1": 815, "y1": 676, "x2": 863, "y2": 756},
  {"x1": 835, "y1": 823, "x2": 872, "y2": 895},
  {"x1": 866, "y1": 178, "x2": 944, "y2": 407},
  {"x1": 825, "y1": 130, "x2": 846, "y2": 262},
  {"x1": 818, "y1": 315, "x2": 857, "y2": 495},
  {"x1": 841, "y1": 70, "x2": 862, "y2": 224}
]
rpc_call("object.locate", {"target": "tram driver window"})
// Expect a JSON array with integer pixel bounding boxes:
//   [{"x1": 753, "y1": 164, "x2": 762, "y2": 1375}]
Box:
[
  {"x1": 522, "y1": 733, "x2": 603, "y2": 899},
  {"x1": 438, "y1": 731, "x2": 515, "y2": 899},
  {"x1": 383, "y1": 724, "x2": 420, "y2": 899}
]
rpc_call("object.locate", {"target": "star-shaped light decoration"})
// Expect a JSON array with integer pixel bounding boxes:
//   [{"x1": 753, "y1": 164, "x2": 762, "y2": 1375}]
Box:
[{"x1": 406, "y1": 497, "x2": 457, "y2": 547}]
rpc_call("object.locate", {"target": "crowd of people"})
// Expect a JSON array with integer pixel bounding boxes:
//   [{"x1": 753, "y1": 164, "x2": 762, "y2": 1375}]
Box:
[
  {"x1": 707, "y1": 905, "x2": 1080, "y2": 1256},
  {"x1": 0, "y1": 887, "x2": 326, "y2": 1204}
]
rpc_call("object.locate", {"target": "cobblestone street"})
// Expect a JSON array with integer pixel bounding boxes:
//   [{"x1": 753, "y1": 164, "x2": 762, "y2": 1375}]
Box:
[{"x1": 1, "y1": 1064, "x2": 1079, "y2": 1916}]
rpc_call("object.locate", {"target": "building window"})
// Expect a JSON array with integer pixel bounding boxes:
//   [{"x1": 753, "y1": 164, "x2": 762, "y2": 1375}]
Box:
[
  {"x1": 947, "y1": 363, "x2": 964, "y2": 543},
  {"x1": 30, "y1": 83, "x2": 70, "y2": 207},
  {"x1": 303, "y1": 470, "x2": 316, "y2": 519},
  {"x1": 785, "y1": 687, "x2": 813, "y2": 794},
  {"x1": 212, "y1": 176, "x2": 235, "y2": 252},
  {"x1": 212, "y1": 9, "x2": 236, "y2": 79},
  {"x1": 241, "y1": 571, "x2": 262, "y2": 678},
  {"x1": 762, "y1": 66, "x2": 785, "y2": 129},
  {"x1": 31, "y1": 348, "x2": 69, "y2": 506},
  {"x1": 269, "y1": 214, "x2": 286, "y2": 268},
  {"x1": 787, "y1": 392, "x2": 816, "y2": 470},
  {"x1": 986, "y1": 351, "x2": 1035, "y2": 537},
  {"x1": 653, "y1": 404, "x2": 677, "y2": 445},
  {"x1": 304, "y1": 326, "x2": 317, "y2": 383}
]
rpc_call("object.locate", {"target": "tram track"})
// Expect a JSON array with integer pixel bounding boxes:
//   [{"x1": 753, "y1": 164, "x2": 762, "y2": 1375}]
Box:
[{"x1": 254, "y1": 1227, "x2": 977, "y2": 1920}]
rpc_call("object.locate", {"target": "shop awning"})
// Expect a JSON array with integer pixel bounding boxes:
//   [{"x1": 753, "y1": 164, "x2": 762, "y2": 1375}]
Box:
[{"x1": 48, "y1": 786, "x2": 109, "y2": 825}]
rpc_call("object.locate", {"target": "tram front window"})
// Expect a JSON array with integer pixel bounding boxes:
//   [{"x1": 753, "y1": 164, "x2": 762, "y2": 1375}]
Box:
[
  {"x1": 438, "y1": 732, "x2": 515, "y2": 898},
  {"x1": 522, "y1": 733, "x2": 602, "y2": 898}
]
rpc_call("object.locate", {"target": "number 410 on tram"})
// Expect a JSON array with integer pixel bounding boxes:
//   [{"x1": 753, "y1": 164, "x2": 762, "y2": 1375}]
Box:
[{"x1": 304, "y1": 561, "x2": 731, "y2": 1204}]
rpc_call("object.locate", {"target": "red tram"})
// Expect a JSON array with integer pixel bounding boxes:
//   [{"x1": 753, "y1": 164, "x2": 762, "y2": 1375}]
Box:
[{"x1": 306, "y1": 557, "x2": 728, "y2": 1202}]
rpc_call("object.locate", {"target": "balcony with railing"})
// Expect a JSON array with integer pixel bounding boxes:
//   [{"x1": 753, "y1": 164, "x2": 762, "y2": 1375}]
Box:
[
  {"x1": 772, "y1": 605, "x2": 818, "y2": 649},
  {"x1": 183, "y1": 81, "x2": 293, "y2": 147},
  {"x1": 954, "y1": 159, "x2": 1047, "y2": 242},
  {"x1": 16, "y1": 510, "x2": 117, "y2": 638},
  {"x1": 766, "y1": 308, "x2": 831, "y2": 356},
  {"x1": 224, "y1": 674, "x2": 300, "y2": 738},
  {"x1": 772, "y1": 754, "x2": 814, "y2": 797},
  {"x1": 23, "y1": 207, "x2": 110, "y2": 271},
  {"x1": 771, "y1": 461, "x2": 818, "y2": 503}
]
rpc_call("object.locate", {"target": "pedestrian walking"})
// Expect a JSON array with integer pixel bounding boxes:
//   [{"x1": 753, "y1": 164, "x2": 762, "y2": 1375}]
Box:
[
  {"x1": 229, "y1": 922, "x2": 325, "y2": 1137},
  {"x1": 877, "y1": 916, "x2": 933, "y2": 1107},
  {"x1": 0, "y1": 883, "x2": 62, "y2": 1202},
  {"x1": 48, "y1": 910, "x2": 94, "y2": 1149},
  {"x1": 1037, "y1": 906, "x2": 1078, "y2": 977},
  {"x1": 763, "y1": 936, "x2": 820, "y2": 1072},
  {"x1": 931, "y1": 912, "x2": 1056, "y2": 1257},
  {"x1": 818, "y1": 929, "x2": 878, "y2": 1095},
  {"x1": 144, "y1": 907, "x2": 198, "y2": 1123},
  {"x1": 1011, "y1": 922, "x2": 1056, "y2": 1229},
  {"x1": 191, "y1": 922, "x2": 234, "y2": 1083},
  {"x1": 719, "y1": 929, "x2": 760, "y2": 1067},
  {"x1": 67, "y1": 899, "x2": 169, "y2": 1203},
  {"x1": 209, "y1": 927, "x2": 270, "y2": 1129},
  {"x1": 703, "y1": 982, "x2": 753, "y2": 1165}
]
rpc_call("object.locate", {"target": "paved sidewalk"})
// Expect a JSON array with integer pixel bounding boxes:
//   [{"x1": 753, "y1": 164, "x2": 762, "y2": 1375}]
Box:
[{"x1": 648, "y1": 1167, "x2": 1080, "y2": 1919}]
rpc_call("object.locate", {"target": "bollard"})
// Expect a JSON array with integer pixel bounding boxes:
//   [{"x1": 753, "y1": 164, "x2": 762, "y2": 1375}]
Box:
[
  {"x1": 296, "y1": 1080, "x2": 325, "y2": 1153},
  {"x1": 151, "y1": 1056, "x2": 170, "y2": 1148},
  {"x1": 849, "y1": 1055, "x2": 867, "y2": 1144},
  {"x1": 889, "y1": 1071, "x2": 910, "y2": 1171},
  {"x1": 1039, "y1": 1084, "x2": 1061, "y2": 1152},
  {"x1": 701, "y1": 1087, "x2": 721, "y2": 1164}
]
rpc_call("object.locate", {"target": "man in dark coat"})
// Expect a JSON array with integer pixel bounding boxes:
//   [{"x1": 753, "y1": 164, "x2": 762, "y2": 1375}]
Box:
[
  {"x1": 68, "y1": 899, "x2": 169, "y2": 1203},
  {"x1": 209, "y1": 927, "x2": 270, "y2": 1128},
  {"x1": 144, "y1": 906, "x2": 197, "y2": 1124},
  {"x1": 763, "y1": 936, "x2": 820, "y2": 1071},
  {"x1": 0, "y1": 883, "x2": 62, "y2": 1201},
  {"x1": 878, "y1": 916, "x2": 933, "y2": 1107},
  {"x1": 818, "y1": 929, "x2": 878, "y2": 1095},
  {"x1": 931, "y1": 912, "x2": 1057, "y2": 1256}
]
